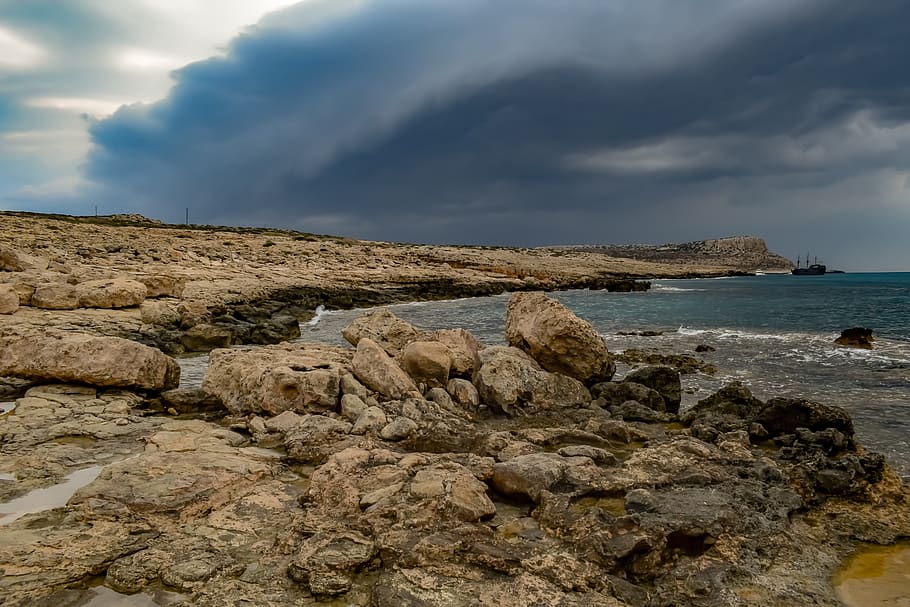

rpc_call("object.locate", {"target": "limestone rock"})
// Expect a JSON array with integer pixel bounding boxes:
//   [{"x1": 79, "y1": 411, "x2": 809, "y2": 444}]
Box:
[
  {"x1": 284, "y1": 415, "x2": 356, "y2": 464},
  {"x1": 0, "y1": 247, "x2": 48, "y2": 272},
  {"x1": 180, "y1": 323, "x2": 233, "y2": 351},
  {"x1": 351, "y1": 406, "x2": 388, "y2": 435},
  {"x1": 505, "y1": 291, "x2": 614, "y2": 383},
  {"x1": 31, "y1": 283, "x2": 79, "y2": 310},
  {"x1": 400, "y1": 340, "x2": 452, "y2": 388},
  {"x1": 342, "y1": 308, "x2": 420, "y2": 355},
  {"x1": 0, "y1": 332, "x2": 179, "y2": 390},
  {"x1": 0, "y1": 284, "x2": 18, "y2": 314},
  {"x1": 623, "y1": 366, "x2": 681, "y2": 414},
  {"x1": 203, "y1": 342, "x2": 350, "y2": 416},
  {"x1": 140, "y1": 300, "x2": 181, "y2": 327},
  {"x1": 75, "y1": 278, "x2": 147, "y2": 309},
  {"x1": 447, "y1": 378, "x2": 480, "y2": 410},
  {"x1": 491, "y1": 453, "x2": 602, "y2": 502},
  {"x1": 474, "y1": 346, "x2": 591, "y2": 415},
  {"x1": 380, "y1": 417, "x2": 418, "y2": 441},
  {"x1": 139, "y1": 274, "x2": 187, "y2": 298},
  {"x1": 427, "y1": 328, "x2": 483, "y2": 376},
  {"x1": 340, "y1": 373, "x2": 369, "y2": 399},
  {"x1": 287, "y1": 530, "x2": 377, "y2": 596},
  {"x1": 352, "y1": 338, "x2": 419, "y2": 400},
  {"x1": 340, "y1": 393, "x2": 368, "y2": 422}
]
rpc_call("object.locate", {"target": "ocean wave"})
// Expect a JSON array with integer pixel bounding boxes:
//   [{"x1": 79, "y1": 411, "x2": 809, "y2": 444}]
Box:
[{"x1": 652, "y1": 285, "x2": 704, "y2": 293}]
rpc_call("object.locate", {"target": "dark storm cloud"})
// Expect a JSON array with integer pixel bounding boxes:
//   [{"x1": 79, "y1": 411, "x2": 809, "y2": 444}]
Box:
[{"x1": 83, "y1": 0, "x2": 910, "y2": 267}]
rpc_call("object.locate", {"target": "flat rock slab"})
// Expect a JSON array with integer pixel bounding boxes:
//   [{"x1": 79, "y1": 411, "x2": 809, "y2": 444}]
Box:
[{"x1": 0, "y1": 332, "x2": 180, "y2": 391}]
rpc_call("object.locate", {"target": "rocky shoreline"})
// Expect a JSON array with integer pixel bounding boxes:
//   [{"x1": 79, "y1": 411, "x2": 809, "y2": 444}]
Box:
[
  {"x1": 1, "y1": 291, "x2": 908, "y2": 606},
  {"x1": 0, "y1": 211, "x2": 781, "y2": 357}
]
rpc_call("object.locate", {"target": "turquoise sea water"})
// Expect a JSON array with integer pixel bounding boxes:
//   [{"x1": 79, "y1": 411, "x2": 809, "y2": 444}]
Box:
[{"x1": 296, "y1": 272, "x2": 910, "y2": 477}]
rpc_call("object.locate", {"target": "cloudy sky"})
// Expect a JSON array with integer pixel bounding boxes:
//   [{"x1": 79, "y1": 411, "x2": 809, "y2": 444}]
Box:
[{"x1": 2, "y1": 0, "x2": 909, "y2": 270}]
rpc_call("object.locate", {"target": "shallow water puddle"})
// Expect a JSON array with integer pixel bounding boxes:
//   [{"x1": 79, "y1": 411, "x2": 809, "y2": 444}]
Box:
[
  {"x1": 0, "y1": 465, "x2": 103, "y2": 525},
  {"x1": 41, "y1": 584, "x2": 185, "y2": 607},
  {"x1": 834, "y1": 542, "x2": 910, "y2": 606}
]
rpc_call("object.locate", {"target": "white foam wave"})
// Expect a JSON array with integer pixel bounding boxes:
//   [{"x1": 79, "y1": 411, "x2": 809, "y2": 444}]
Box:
[
  {"x1": 652, "y1": 285, "x2": 703, "y2": 293},
  {"x1": 306, "y1": 305, "x2": 328, "y2": 326}
]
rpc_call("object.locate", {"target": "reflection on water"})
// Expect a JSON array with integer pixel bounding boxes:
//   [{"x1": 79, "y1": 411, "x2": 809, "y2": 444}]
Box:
[
  {"x1": 0, "y1": 465, "x2": 103, "y2": 526},
  {"x1": 834, "y1": 543, "x2": 910, "y2": 607}
]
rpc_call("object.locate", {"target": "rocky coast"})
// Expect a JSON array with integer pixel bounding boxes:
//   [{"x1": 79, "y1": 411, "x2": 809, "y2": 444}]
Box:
[
  {"x1": 0, "y1": 213, "x2": 906, "y2": 606},
  {"x1": 0, "y1": 212, "x2": 788, "y2": 356},
  {"x1": 1, "y1": 281, "x2": 909, "y2": 605}
]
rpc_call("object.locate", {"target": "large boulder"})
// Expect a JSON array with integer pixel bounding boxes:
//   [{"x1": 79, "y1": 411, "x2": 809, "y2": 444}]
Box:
[
  {"x1": 756, "y1": 398, "x2": 855, "y2": 438},
  {"x1": 31, "y1": 283, "x2": 79, "y2": 310},
  {"x1": 681, "y1": 382, "x2": 765, "y2": 435},
  {"x1": 342, "y1": 308, "x2": 420, "y2": 356},
  {"x1": 0, "y1": 332, "x2": 180, "y2": 390},
  {"x1": 76, "y1": 278, "x2": 147, "y2": 308},
  {"x1": 180, "y1": 323, "x2": 233, "y2": 352},
  {"x1": 473, "y1": 346, "x2": 591, "y2": 415},
  {"x1": 203, "y1": 342, "x2": 351, "y2": 416},
  {"x1": 0, "y1": 248, "x2": 48, "y2": 272},
  {"x1": 591, "y1": 381, "x2": 666, "y2": 412},
  {"x1": 426, "y1": 328, "x2": 483, "y2": 377},
  {"x1": 0, "y1": 284, "x2": 18, "y2": 314},
  {"x1": 352, "y1": 338, "x2": 419, "y2": 400},
  {"x1": 505, "y1": 292, "x2": 614, "y2": 383},
  {"x1": 623, "y1": 366, "x2": 682, "y2": 414},
  {"x1": 400, "y1": 341, "x2": 452, "y2": 388}
]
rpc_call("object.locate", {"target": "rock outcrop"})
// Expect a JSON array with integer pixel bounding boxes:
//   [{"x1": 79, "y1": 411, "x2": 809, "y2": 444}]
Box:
[
  {"x1": 0, "y1": 332, "x2": 179, "y2": 390},
  {"x1": 505, "y1": 291, "x2": 614, "y2": 383},
  {"x1": 835, "y1": 327, "x2": 875, "y2": 349}
]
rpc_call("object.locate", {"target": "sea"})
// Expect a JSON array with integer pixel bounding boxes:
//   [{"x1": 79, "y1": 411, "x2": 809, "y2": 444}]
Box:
[{"x1": 183, "y1": 272, "x2": 910, "y2": 479}]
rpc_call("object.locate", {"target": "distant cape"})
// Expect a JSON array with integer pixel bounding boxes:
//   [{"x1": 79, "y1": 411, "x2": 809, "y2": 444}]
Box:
[{"x1": 547, "y1": 236, "x2": 793, "y2": 273}]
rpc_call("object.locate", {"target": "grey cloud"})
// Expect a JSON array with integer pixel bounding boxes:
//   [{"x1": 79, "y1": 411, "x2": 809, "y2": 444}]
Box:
[{"x1": 70, "y1": 0, "x2": 910, "y2": 269}]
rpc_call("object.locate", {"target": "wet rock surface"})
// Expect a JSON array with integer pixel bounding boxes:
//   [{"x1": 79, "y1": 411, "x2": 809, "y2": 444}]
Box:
[{"x1": 1, "y1": 293, "x2": 908, "y2": 607}]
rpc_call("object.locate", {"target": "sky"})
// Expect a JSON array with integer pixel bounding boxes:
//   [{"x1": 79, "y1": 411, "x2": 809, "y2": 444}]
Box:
[{"x1": 1, "y1": 0, "x2": 909, "y2": 270}]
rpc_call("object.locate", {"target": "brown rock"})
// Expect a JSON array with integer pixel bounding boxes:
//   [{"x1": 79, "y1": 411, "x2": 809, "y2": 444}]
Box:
[
  {"x1": 140, "y1": 300, "x2": 181, "y2": 326},
  {"x1": 473, "y1": 346, "x2": 591, "y2": 415},
  {"x1": 0, "y1": 248, "x2": 49, "y2": 272},
  {"x1": 180, "y1": 323, "x2": 233, "y2": 351},
  {"x1": 0, "y1": 332, "x2": 180, "y2": 390},
  {"x1": 505, "y1": 291, "x2": 614, "y2": 383},
  {"x1": 139, "y1": 274, "x2": 187, "y2": 298},
  {"x1": 203, "y1": 342, "x2": 350, "y2": 416},
  {"x1": 0, "y1": 284, "x2": 18, "y2": 314},
  {"x1": 427, "y1": 328, "x2": 483, "y2": 376},
  {"x1": 400, "y1": 341, "x2": 452, "y2": 388},
  {"x1": 31, "y1": 283, "x2": 79, "y2": 309},
  {"x1": 352, "y1": 338, "x2": 419, "y2": 400},
  {"x1": 342, "y1": 308, "x2": 420, "y2": 355},
  {"x1": 75, "y1": 278, "x2": 147, "y2": 308}
]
